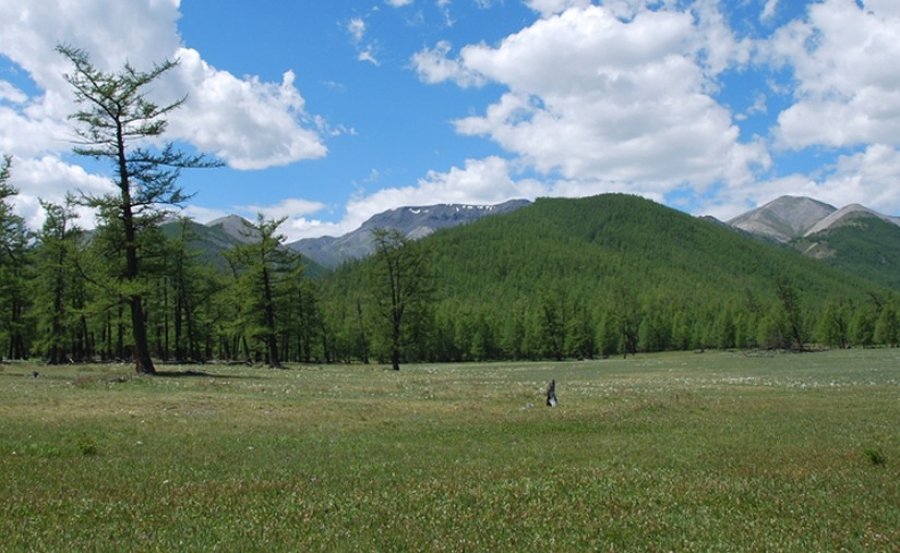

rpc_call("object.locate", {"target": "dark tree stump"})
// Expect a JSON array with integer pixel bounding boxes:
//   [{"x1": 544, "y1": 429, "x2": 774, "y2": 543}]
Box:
[{"x1": 546, "y1": 379, "x2": 558, "y2": 407}]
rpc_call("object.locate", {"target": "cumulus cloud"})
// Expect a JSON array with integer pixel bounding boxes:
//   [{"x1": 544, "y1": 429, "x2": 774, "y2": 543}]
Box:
[
  {"x1": 817, "y1": 144, "x2": 900, "y2": 213},
  {"x1": 767, "y1": 0, "x2": 900, "y2": 150},
  {"x1": 5, "y1": 155, "x2": 116, "y2": 229},
  {"x1": 180, "y1": 204, "x2": 229, "y2": 225},
  {"x1": 524, "y1": 0, "x2": 591, "y2": 18},
  {"x1": 241, "y1": 198, "x2": 327, "y2": 221},
  {"x1": 168, "y1": 49, "x2": 326, "y2": 170},
  {"x1": 0, "y1": 81, "x2": 28, "y2": 104},
  {"x1": 447, "y1": 6, "x2": 767, "y2": 193},
  {"x1": 411, "y1": 41, "x2": 485, "y2": 87},
  {"x1": 358, "y1": 48, "x2": 381, "y2": 66},
  {"x1": 702, "y1": 144, "x2": 900, "y2": 221}
]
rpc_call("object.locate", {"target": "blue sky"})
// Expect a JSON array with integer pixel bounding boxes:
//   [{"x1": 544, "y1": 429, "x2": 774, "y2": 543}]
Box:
[{"x1": 1, "y1": 0, "x2": 899, "y2": 241}]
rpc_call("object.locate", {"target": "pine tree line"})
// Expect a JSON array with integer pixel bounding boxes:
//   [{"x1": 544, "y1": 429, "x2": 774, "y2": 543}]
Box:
[{"x1": 1, "y1": 175, "x2": 898, "y2": 366}]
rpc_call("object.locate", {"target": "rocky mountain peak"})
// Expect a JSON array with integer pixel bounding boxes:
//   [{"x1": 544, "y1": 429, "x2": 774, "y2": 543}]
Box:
[
  {"x1": 728, "y1": 195, "x2": 837, "y2": 242},
  {"x1": 288, "y1": 199, "x2": 531, "y2": 268}
]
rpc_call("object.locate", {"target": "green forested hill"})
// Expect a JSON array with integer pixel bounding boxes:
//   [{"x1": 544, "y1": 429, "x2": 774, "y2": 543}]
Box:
[
  {"x1": 320, "y1": 194, "x2": 896, "y2": 362},
  {"x1": 794, "y1": 216, "x2": 900, "y2": 290},
  {"x1": 428, "y1": 194, "x2": 873, "y2": 305}
]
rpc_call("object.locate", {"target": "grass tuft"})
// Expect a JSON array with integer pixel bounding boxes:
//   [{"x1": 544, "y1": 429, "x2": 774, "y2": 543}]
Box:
[
  {"x1": 77, "y1": 435, "x2": 99, "y2": 457},
  {"x1": 865, "y1": 446, "x2": 886, "y2": 466}
]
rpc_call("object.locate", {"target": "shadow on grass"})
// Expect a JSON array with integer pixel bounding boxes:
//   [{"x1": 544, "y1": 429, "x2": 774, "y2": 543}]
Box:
[{"x1": 153, "y1": 370, "x2": 261, "y2": 380}]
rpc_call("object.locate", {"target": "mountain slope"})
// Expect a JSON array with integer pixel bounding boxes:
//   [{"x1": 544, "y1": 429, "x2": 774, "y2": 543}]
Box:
[
  {"x1": 729, "y1": 197, "x2": 900, "y2": 290},
  {"x1": 803, "y1": 204, "x2": 900, "y2": 236},
  {"x1": 728, "y1": 196, "x2": 836, "y2": 242},
  {"x1": 425, "y1": 194, "x2": 877, "y2": 306},
  {"x1": 321, "y1": 194, "x2": 891, "y2": 360},
  {"x1": 289, "y1": 199, "x2": 530, "y2": 268},
  {"x1": 160, "y1": 217, "x2": 326, "y2": 276},
  {"x1": 206, "y1": 214, "x2": 258, "y2": 244},
  {"x1": 796, "y1": 213, "x2": 900, "y2": 289}
]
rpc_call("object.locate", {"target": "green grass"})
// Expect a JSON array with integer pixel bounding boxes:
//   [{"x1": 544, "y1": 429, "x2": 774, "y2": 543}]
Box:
[{"x1": 1, "y1": 349, "x2": 898, "y2": 551}]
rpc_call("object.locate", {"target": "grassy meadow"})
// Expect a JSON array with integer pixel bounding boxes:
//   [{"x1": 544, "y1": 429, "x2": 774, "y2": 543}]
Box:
[{"x1": 1, "y1": 349, "x2": 898, "y2": 551}]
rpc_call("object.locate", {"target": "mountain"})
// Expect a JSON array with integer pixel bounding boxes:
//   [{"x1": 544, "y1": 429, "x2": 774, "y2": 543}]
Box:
[
  {"x1": 321, "y1": 194, "x2": 889, "y2": 359},
  {"x1": 803, "y1": 204, "x2": 900, "y2": 237},
  {"x1": 727, "y1": 196, "x2": 837, "y2": 242},
  {"x1": 795, "y1": 207, "x2": 900, "y2": 289},
  {"x1": 728, "y1": 196, "x2": 900, "y2": 289},
  {"x1": 206, "y1": 214, "x2": 258, "y2": 244},
  {"x1": 159, "y1": 216, "x2": 326, "y2": 276},
  {"x1": 422, "y1": 194, "x2": 878, "y2": 304},
  {"x1": 288, "y1": 199, "x2": 531, "y2": 268}
]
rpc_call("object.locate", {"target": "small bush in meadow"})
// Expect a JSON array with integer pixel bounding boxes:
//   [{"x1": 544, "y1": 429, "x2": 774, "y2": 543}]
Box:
[
  {"x1": 77, "y1": 436, "x2": 99, "y2": 457},
  {"x1": 865, "y1": 446, "x2": 886, "y2": 466}
]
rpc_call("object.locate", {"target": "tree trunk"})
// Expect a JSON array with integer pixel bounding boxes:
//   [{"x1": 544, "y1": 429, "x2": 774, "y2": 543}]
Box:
[{"x1": 261, "y1": 265, "x2": 281, "y2": 368}]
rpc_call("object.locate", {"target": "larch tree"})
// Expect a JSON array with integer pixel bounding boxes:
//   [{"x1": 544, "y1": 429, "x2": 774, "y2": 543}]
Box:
[
  {"x1": 0, "y1": 156, "x2": 33, "y2": 360},
  {"x1": 226, "y1": 215, "x2": 300, "y2": 369},
  {"x1": 57, "y1": 44, "x2": 220, "y2": 375},
  {"x1": 33, "y1": 198, "x2": 82, "y2": 364},
  {"x1": 369, "y1": 228, "x2": 433, "y2": 370}
]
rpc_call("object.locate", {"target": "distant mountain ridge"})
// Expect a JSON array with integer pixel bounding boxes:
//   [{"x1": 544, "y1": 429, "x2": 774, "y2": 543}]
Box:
[
  {"x1": 206, "y1": 214, "x2": 259, "y2": 244},
  {"x1": 287, "y1": 199, "x2": 531, "y2": 268},
  {"x1": 804, "y1": 204, "x2": 900, "y2": 237},
  {"x1": 727, "y1": 196, "x2": 838, "y2": 242},
  {"x1": 728, "y1": 195, "x2": 900, "y2": 242},
  {"x1": 728, "y1": 195, "x2": 900, "y2": 289}
]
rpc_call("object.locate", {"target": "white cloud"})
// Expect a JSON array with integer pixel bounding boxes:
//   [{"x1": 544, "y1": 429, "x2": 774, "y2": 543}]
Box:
[
  {"x1": 761, "y1": 0, "x2": 779, "y2": 22},
  {"x1": 189, "y1": 197, "x2": 333, "y2": 243},
  {"x1": 346, "y1": 16, "x2": 380, "y2": 65},
  {"x1": 348, "y1": 18, "x2": 366, "y2": 43},
  {"x1": 691, "y1": 0, "x2": 752, "y2": 77},
  {"x1": 386, "y1": 0, "x2": 414, "y2": 6},
  {"x1": 180, "y1": 204, "x2": 229, "y2": 225},
  {"x1": 341, "y1": 157, "x2": 538, "y2": 234},
  {"x1": 449, "y1": 5, "x2": 767, "y2": 192},
  {"x1": 411, "y1": 41, "x2": 485, "y2": 88},
  {"x1": 768, "y1": 0, "x2": 900, "y2": 150},
  {"x1": 5, "y1": 155, "x2": 115, "y2": 229},
  {"x1": 524, "y1": 0, "x2": 591, "y2": 18},
  {"x1": 817, "y1": 144, "x2": 900, "y2": 214},
  {"x1": 358, "y1": 48, "x2": 381, "y2": 66},
  {"x1": 241, "y1": 198, "x2": 327, "y2": 221},
  {"x1": 0, "y1": 81, "x2": 28, "y2": 104},
  {"x1": 703, "y1": 144, "x2": 900, "y2": 221},
  {"x1": 168, "y1": 49, "x2": 327, "y2": 170}
]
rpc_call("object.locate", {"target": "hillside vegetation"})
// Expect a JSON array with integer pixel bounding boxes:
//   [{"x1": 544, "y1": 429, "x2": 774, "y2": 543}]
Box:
[
  {"x1": 320, "y1": 194, "x2": 897, "y2": 364},
  {"x1": 796, "y1": 216, "x2": 900, "y2": 290}
]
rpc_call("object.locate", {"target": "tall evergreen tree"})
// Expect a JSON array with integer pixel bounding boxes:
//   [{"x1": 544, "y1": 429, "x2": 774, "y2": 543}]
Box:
[
  {"x1": 369, "y1": 228, "x2": 433, "y2": 370},
  {"x1": 33, "y1": 198, "x2": 82, "y2": 364},
  {"x1": 226, "y1": 215, "x2": 300, "y2": 368},
  {"x1": 57, "y1": 44, "x2": 220, "y2": 374},
  {"x1": 0, "y1": 156, "x2": 32, "y2": 360}
]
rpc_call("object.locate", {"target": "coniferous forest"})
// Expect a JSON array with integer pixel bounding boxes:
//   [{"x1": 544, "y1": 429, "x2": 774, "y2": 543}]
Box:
[
  {"x1": 1, "y1": 48, "x2": 898, "y2": 371},
  {"x1": 2, "y1": 156, "x2": 898, "y2": 369}
]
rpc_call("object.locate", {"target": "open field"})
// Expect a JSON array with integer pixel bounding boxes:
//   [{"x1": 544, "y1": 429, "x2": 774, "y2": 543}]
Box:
[{"x1": 1, "y1": 350, "x2": 898, "y2": 552}]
